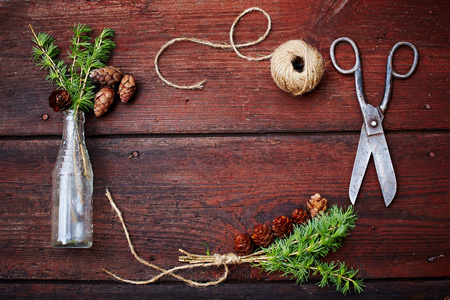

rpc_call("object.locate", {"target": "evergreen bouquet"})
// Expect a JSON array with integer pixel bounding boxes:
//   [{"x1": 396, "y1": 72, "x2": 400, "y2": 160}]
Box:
[
  {"x1": 181, "y1": 203, "x2": 364, "y2": 295},
  {"x1": 30, "y1": 24, "x2": 136, "y2": 115},
  {"x1": 104, "y1": 191, "x2": 364, "y2": 295},
  {"x1": 30, "y1": 24, "x2": 135, "y2": 247}
]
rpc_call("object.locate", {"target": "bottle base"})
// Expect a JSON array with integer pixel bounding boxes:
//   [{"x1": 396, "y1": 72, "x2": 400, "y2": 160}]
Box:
[{"x1": 51, "y1": 240, "x2": 93, "y2": 248}]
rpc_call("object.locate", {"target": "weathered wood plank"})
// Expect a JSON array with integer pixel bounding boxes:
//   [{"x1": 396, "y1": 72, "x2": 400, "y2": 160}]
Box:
[
  {"x1": 0, "y1": 1, "x2": 449, "y2": 297},
  {"x1": 1, "y1": 279, "x2": 449, "y2": 299},
  {"x1": 0, "y1": 133, "x2": 448, "y2": 281},
  {"x1": 0, "y1": 0, "x2": 448, "y2": 136}
]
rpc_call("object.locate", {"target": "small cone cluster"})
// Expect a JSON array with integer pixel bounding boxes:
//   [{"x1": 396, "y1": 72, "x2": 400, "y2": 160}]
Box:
[
  {"x1": 233, "y1": 234, "x2": 254, "y2": 256},
  {"x1": 272, "y1": 215, "x2": 293, "y2": 238},
  {"x1": 90, "y1": 66, "x2": 137, "y2": 117},
  {"x1": 291, "y1": 208, "x2": 310, "y2": 224},
  {"x1": 94, "y1": 87, "x2": 115, "y2": 117},
  {"x1": 118, "y1": 75, "x2": 136, "y2": 103},
  {"x1": 49, "y1": 89, "x2": 71, "y2": 112},
  {"x1": 307, "y1": 193, "x2": 328, "y2": 217},
  {"x1": 251, "y1": 224, "x2": 274, "y2": 247},
  {"x1": 90, "y1": 66, "x2": 123, "y2": 86},
  {"x1": 233, "y1": 193, "x2": 328, "y2": 255}
]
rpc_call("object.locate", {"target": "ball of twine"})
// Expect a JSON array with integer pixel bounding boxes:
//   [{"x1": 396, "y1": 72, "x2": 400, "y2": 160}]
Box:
[
  {"x1": 155, "y1": 8, "x2": 325, "y2": 96},
  {"x1": 270, "y1": 40, "x2": 325, "y2": 96}
]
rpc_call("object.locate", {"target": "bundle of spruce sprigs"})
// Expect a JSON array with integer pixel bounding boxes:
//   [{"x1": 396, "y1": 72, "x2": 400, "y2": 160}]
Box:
[
  {"x1": 178, "y1": 205, "x2": 364, "y2": 295},
  {"x1": 255, "y1": 205, "x2": 364, "y2": 294},
  {"x1": 30, "y1": 24, "x2": 115, "y2": 112},
  {"x1": 103, "y1": 189, "x2": 364, "y2": 295}
]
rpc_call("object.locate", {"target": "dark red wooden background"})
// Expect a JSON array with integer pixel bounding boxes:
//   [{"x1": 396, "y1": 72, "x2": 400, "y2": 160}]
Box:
[{"x1": 0, "y1": 0, "x2": 449, "y2": 298}]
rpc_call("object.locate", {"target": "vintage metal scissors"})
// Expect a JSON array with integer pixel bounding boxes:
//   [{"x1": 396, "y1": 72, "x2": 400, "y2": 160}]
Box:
[{"x1": 330, "y1": 37, "x2": 418, "y2": 206}]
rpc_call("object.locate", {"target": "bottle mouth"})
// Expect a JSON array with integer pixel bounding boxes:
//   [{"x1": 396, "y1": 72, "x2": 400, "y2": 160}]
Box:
[{"x1": 64, "y1": 110, "x2": 85, "y2": 122}]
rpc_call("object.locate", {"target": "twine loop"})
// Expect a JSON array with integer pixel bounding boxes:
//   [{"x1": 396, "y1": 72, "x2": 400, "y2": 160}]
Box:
[
  {"x1": 155, "y1": 7, "x2": 325, "y2": 96},
  {"x1": 103, "y1": 188, "x2": 268, "y2": 287},
  {"x1": 155, "y1": 7, "x2": 273, "y2": 90}
]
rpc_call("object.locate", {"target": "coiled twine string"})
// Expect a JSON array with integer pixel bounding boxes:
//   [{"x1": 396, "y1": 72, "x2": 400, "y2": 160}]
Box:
[
  {"x1": 155, "y1": 7, "x2": 324, "y2": 96},
  {"x1": 103, "y1": 188, "x2": 268, "y2": 287}
]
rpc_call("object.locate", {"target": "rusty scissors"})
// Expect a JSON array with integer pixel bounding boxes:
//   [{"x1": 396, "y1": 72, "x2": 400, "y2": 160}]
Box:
[{"x1": 330, "y1": 37, "x2": 418, "y2": 206}]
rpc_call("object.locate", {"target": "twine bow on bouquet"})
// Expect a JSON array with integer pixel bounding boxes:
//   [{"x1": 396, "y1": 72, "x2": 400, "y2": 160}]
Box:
[{"x1": 103, "y1": 189, "x2": 364, "y2": 295}]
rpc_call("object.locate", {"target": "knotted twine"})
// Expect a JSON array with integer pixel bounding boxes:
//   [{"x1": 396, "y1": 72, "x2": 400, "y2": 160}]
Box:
[
  {"x1": 103, "y1": 188, "x2": 268, "y2": 286},
  {"x1": 155, "y1": 7, "x2": 324, "y2": 96}
]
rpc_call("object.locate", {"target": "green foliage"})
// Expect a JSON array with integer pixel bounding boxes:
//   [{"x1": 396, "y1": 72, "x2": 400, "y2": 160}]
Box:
[
  {"x1": 201, "y1": 242, "x2": 211, "y2": 256},
  {"x1": 30, "y1": 24, "x2": 116, "y2": 112},
  {"x1": 256, "y1": 205, "x2": 364, "y2": 295}
]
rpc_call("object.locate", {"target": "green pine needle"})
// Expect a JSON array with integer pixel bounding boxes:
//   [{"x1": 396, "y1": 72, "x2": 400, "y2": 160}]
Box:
[
  {"x1": 30, "y1": 24, "x2": 116, "y2": 113},
  {"x1": 256, "y1": 205, "x2": 364, "y2": 295}
]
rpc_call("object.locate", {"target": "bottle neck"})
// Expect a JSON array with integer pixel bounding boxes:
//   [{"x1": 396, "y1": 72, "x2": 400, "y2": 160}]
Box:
[{"x1": 62, "y1": 110, "x2": 85, "y2": 142}]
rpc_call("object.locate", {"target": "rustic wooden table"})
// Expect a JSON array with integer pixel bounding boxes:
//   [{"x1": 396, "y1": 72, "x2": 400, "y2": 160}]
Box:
[{"x1": 0, "y1": 0, "x2": 449, "y2": 298}]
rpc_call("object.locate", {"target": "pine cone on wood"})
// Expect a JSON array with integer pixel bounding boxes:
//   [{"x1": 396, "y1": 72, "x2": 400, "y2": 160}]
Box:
[
  {"x1": 90, "y1": 66, "x2": 123, "y2": 86},
  {"x1": 118, "y1": 74, "x2": 136, "y2": 103},
  {"x1": 94, "y1": 87, "x2": 115, "y2": 117},
  {"x1": 291, "y1": 208, "x2": 310, "y2": 225},
  {"x1": 49, "y1": 89, "x2": 71, "y2": 112},
  {"x1": 251, "y1": 224, "x2": 274, "y2": 247},
  {"x1": 307, "y1": 193, "x2": 328, "y2": 217},
  {"x1": 272, "y1": 216, "x2": 293, "y2": 238},
  {"x1": 233, "y1": 233, "x2": 254, "y2": 256}
]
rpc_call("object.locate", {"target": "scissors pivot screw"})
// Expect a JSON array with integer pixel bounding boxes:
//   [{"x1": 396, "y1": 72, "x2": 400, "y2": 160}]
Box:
[{"x1": 370, "y1": 120, "x2": 378, "y2": 128}]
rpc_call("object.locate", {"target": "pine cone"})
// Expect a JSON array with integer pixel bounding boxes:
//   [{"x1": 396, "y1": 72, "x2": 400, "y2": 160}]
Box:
[
  {"x1": 118, "y1": 74, "x2": 136, "y2": 103},
  {"x1": 307, "y1": 193, "x2": 328, "y2": 217},
  {"x1": 119, "y1": 75, "x2": 136, "y2": 103},
  {"x1": 251, "y1": 224, "x2": 274, "y2": 247},
  {"x1": 272, "y1": 216, "x2": 293, "y2": 238},
  {"x1": 233, "y1": 233, "x2": 254, "y2": 256},
  {"x1": 94, "y1": 87, "x2": 115, "y2": 117},
  {"x1": 49, "y1": 89, "x2": 71, "y2": 112},
  {"x1": 90, "y1": 66, "x2": 123, "y2": 86},
  {"x1": 291, "y1": 208, "x2": 310, "y2": 225}
]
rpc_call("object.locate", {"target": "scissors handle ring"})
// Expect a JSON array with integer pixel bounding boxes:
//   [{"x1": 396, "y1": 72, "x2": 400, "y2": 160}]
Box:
[
  {"x1": 330, "y1": 37, "x2": 360, "y2": 74},
  {"x1": 388, "y1": 42, "x2": 419, "y2": 79}
]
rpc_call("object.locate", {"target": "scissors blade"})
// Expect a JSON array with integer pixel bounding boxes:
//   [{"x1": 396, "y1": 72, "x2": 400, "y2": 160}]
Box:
[
  {"x1": 349, "y1": 124, "x2": 372, "y2": 204},
  {"x1": 368, "y1": 132, "x2": 397, "y2": 206}
]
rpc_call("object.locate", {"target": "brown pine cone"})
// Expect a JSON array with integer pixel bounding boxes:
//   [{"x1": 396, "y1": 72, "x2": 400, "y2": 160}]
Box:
[
  {"x1": 49, "y1": 89, "x2": 71, "y2": 112},
  {"x1": 94, "y1": 87, "x2": 115, "y2": 117},
  {"x1": 90, "y1": 66, "x2": 123, "y2": 86},
  {"x1": 233, "y1": 233, "x2": 254, "y2": 256},
  {"x1": 118, "y1": 74, "x2": 136, "y2": 103},
  {"x1": 291, "y1": 208, "x2": 310, "y2": 225},
  {"x1": 307, "y1": 193, "x2": 328, "y2": 217},
  {"x1": 251, "y1": 224, "x2": 274, "y2": 247},
  {"x1": 272, "y1": 216, "x2": 293, "y2": 238}
]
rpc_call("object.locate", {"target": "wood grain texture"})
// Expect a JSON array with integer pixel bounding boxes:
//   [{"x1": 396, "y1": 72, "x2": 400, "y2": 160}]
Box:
[
  {"x1": 0, "y1": 133, "x2": 448, "y2": 281},
  {"x1": 0, "y1": 0, "x2": 448, "y2": 136},
  {"x1": 0, "y1": 0, "x2": 448, "y2": 298},
  {"x1": 1, "y1": 279, "x2": 449, "y2": 299}
]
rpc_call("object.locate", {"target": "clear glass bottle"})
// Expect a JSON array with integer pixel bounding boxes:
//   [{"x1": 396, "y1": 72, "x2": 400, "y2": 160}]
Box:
[{"x1": 51, "y1": 110, "x2": 93, "y2": 248}]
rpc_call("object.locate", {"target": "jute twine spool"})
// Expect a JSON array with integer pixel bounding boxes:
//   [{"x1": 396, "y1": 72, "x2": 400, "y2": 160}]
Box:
[
  {"x1": 155, "y1": 7, "x2": 325, "y2": 96},
  {"x1": 270, "y1": 40, "x2": 325, "y2": 96}
]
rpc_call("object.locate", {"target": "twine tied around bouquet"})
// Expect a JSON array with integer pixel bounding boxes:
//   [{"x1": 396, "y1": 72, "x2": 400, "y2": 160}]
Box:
[
  {"x1": 155, "y1": 7, "x2": 324, "y2": 96},
  {"x1": 103, "y1": 188, "x2": 267, "y2": 287}
]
